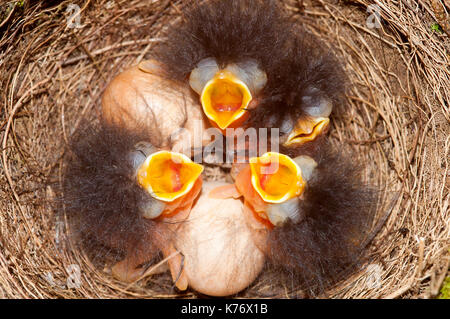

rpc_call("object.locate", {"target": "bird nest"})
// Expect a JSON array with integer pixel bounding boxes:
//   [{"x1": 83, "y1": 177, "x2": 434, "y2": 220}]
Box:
[{"x1": 0, "y1": 0, "x2": 448, "y2": 298}]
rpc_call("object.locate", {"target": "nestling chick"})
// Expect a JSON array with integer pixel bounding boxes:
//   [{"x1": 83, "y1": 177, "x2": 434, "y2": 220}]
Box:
[
  {"x1": 63, "y1": 122, "x2": 203, "y2": 289},
  {"x1": 175, "y1": 181, "x2": 265, "y2": 297},
  {"x1": 102, "y1": 59, "x2": 209, "y2": 153},
  {"x1": 210, "y1": 145, "x2": 377, "y2": 294},
  {"x1": 154, "y1": 0, "x2": 346, "y2": 147},
  {"x1": 63, "y1": 122, "x2": 266, "y2": 295}
]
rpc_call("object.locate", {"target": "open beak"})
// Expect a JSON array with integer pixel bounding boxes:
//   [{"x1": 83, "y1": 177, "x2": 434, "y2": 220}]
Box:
[
  {"x1": 249, "y1": 152, "x2": 306, "y2": 204},
  {"x1": 283, "y1": 116, "x2": 330, "y2": 147},
  {"x1": 200, "y1": 70, "x2": 252, "y2": 130},
  {"x1": 137, "y1": 151, "x2": 204, "y2": 203},
  {"x1": 236, "y1": 153, "x2": 316, "y2": 227}
]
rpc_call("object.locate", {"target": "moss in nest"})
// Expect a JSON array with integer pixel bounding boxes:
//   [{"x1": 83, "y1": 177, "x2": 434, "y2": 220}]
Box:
[
  {"x1": 431, "y1": 22, "x2": 443, "y2": 34},
  {"x1": 438, "y1": 276, "x2": 450, "y2": 299},
  {"x1": 0, "y1": 1, "x2": 25, "y2": 27},
  {"x1": 0, "y1": 3, "x2": 13, "y2": 21}
]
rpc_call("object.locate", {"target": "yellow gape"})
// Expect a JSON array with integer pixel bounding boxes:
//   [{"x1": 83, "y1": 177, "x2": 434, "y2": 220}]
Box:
[
  {"x1": 137, "y1": 151, "x2": 204, "y2": 202},
  {"x1": 249, "y1": 152, "x2": 305, "y2": 203},
  {"x1": 284, "y1": 117, "x2": 330, "y2": 146},
  {"x1": 201, "y1": 70, "x2": 252, "y2": 130}
]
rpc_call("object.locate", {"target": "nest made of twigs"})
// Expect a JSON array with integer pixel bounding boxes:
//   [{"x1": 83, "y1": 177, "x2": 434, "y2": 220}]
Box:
[{"x1": 0, "y1": 0, "x2": 448, "y2": 298}]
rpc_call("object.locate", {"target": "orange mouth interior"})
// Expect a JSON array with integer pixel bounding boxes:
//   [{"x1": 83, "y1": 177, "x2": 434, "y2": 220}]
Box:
[
  {"x1": 258, "y1": 165, "x2": 296, "y2": 197},
  {"x1": 137, "y1": 151, "x2": 204, "y2": 202},
  {"x1": 153, "y1": 161, "x2": 183, "y2": 193},
  {"x1": 249, "y1": 152, "x2": 305, "y2": 203},
  {"x1": 210, "y1": 80, "x2": 243, "y2": 112},
  {"x1": 201, "y1": 71, "x2": 252, "y2": 130}
]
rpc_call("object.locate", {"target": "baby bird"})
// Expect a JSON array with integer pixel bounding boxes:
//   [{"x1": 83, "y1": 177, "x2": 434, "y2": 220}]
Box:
[
  {"x1": 63, "y1": 122, "x2": 203, "y2": 289},
  {"x1": 154, "y1": 0, "x2": 346, "y2": 148},
  {"x1": 62, "y1": 0, "x2": 371, "y2": 297},
  {"x1": 63, "y1": 121, "x2": 268, "y2": 296},
  {"x1": 101, "y1": 59, "x2": 209, "y2": 153},
  {"x1": 175, "y1": 181, "x2": 266, "y2": 296},
  {"x1": 210, "y1": 145, "x2": 377, "y2": 294}
]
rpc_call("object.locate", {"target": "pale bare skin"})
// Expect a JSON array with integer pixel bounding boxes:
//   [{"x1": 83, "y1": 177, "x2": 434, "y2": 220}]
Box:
[
  {"x1": 110, "y1": 176, "x2": 200, "y2": 289},
  {"x1": 208, "y1": 179, "x2": 270, "y2": 254},
  {"x1": 110, "y1": 206, "x2": 191, "y2": 284},
  {"x1": 176, "y1": 181, "x2": 265, "y2": 296},
  {"x1": 101, "y1": 60, "x2": 210, "y2": 152},
  {"x1": 112, "y1": 183, "x2": 267, "y2": 295},
  {"x1": 102, "y1": 61, "x2": 267, "y2": 295}
]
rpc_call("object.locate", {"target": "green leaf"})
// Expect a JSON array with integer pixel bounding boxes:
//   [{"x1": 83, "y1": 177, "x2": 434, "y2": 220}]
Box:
[
  {"x1": 438, "y1": 276, "x2": 450, "y2": 299},
  {"x1": 431, "y1": 22, "x2": 443, "y2": 34}
]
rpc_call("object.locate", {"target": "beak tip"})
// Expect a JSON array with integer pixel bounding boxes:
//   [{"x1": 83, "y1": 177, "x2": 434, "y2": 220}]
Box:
[{"x1": 283, "y1": 117, "x2": 330, "y2": 147}]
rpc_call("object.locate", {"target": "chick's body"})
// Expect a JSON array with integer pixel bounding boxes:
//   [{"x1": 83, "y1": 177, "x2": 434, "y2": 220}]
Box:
[
  {"x1": 102, "y1": 60, "x2": 208, "y2": 150},
  {"x1": 64, "y1": 0, "x2": 377, "y2": 298},
  {"x1": 155, "y1": 0, "x2": 346, "y2": 149},
  {"x1": 176, "y1": 181, "x2": 265, "y2": 296}
]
